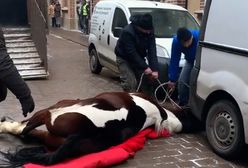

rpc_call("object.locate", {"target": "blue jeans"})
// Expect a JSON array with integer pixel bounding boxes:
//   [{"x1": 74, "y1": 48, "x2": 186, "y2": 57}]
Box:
[{"x1": 178, "y1": 61, "x2": 193, "y2": 106}]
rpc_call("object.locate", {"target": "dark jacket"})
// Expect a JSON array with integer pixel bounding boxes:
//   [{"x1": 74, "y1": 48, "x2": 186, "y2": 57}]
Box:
[
  {"x1": 0, "y1": 28, "x2": 16, "y2": 78},
  {"x1": 115, "y1": 23, "x2": 158, "y2": 72},
  {"x1": 0, "y1": 27, "x2": 35, "y2": 117},
  {"x1": 54, "y1": 4, "x2": 61, "y2": 18}
]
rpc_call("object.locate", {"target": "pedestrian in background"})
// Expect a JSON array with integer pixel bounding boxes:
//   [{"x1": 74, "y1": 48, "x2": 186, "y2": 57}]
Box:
[
  {"x1": 48, "y1": 1, "x2": 56, "y2": 27},
  {"x1": 76, "y1": 0, "x2": 83, "y2": 30},
  {"x1": 81, "y1": 0, "x2": 89, "y2": 34},
  {"x1": 0, "y1": 28, "x2": 35, "y2": 117},
  {"x1": 167, "y1": 27, "x2": 199, "y2": 106},
  {"x1": 115, "y1": 13, "x2": 159, "y2": 97},
  {"x1": 54, "y1": 1, "x2": 62, "y2": 27}
]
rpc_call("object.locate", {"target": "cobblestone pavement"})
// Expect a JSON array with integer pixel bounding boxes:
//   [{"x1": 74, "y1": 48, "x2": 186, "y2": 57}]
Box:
[{"x1": 0, "y1": 29, "x2": 247, "y2": 168}]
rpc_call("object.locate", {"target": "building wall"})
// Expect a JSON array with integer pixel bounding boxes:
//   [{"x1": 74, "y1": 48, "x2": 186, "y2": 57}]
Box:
[
  {"x1": 58, "y1": 0, "x2": 205, "y2": 30},
  {"x1": 187, "y1": 0, "x2": 201, "y2": 21},
  {"x1": 164, "y1": 0, "x2": 205, "y2": 23},
  {"x1": 60, "y1": 0, "x2": 78, "y2": 30},
  {"x1": 59, "y1": 0, "x2": 100, "y2": 30}
]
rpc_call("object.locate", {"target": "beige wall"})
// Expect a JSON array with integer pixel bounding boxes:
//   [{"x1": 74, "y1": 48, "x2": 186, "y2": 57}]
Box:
[
  {"x1": 187, "y1": 0, "x2": 201, "y2": 22},
  {"x1": 61, "y1": 0, "x2": 78, "y2": 30}
]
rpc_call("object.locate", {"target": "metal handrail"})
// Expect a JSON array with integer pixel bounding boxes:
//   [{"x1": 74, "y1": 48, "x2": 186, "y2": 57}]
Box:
[{"x1": 34, "y1": 0, "x2": 47, "y2": 25}]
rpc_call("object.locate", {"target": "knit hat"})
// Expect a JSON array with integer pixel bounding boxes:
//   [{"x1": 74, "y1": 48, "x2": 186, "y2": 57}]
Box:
[{"x1": 130, "y1": 13, "x2": 153, "y2": 30}]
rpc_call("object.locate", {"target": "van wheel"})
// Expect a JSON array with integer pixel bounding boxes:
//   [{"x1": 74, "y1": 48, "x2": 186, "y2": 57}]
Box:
[
  {"x1": 89, "y1": 49, "x2": 102, "y2": 74},
  {"x1": 206, "y1": 100, "x2": 244, "y2": 159}
]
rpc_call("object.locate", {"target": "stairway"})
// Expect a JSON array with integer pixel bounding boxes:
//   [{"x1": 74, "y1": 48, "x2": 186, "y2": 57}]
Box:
[{"x1": 2, "y1": 27, "x2": 49, "y2": 79}]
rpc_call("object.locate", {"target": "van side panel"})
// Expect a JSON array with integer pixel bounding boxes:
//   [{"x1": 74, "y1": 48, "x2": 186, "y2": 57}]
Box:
[
  {"x1": 204, "y1": 0, "x2": 248, "y2": 50},
  {"x1": 90, "y1": 2, "x2": 115, "y2": 68},
  {"x1": 194, "y1": 0, "x2": 248, "y2": 143}
]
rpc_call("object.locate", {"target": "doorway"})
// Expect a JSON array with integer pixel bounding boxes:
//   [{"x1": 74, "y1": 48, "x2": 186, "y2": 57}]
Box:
[{"x1": 0, "y1": 0, "x2": 28, "y2": 26}]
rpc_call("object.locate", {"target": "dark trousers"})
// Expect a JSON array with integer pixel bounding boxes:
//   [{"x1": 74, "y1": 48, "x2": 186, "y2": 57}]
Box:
[
  {"x1": 116, "y1": 57, "x2": 156, "y2": 97},
  {"x1": 52, "y1": 17, "x2": 56, "y2": 27}
]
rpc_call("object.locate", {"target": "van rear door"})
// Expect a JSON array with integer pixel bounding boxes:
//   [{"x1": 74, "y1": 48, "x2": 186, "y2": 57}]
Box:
[{"x1": 190, "y1": 0, "x2": 248, "y2": 156}]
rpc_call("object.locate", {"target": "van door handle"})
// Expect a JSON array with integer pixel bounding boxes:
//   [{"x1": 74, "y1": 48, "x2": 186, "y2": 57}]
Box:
[{"x1": 107, "y1": 35, "x2": 110, "y2": 45}]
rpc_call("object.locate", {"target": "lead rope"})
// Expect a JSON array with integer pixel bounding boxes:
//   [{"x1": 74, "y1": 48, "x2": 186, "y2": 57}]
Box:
[{"x1": 136, "y1": 73, "x2": 182, "y2": 110}]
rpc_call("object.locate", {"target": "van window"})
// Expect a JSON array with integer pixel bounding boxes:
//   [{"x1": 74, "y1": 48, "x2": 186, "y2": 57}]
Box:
[
  {"x1": 129, "y1": 8, "x2": 199, "y2": 38},
  {"x1": 112, "y1": 8, "x2": 128, "y2": 37}
]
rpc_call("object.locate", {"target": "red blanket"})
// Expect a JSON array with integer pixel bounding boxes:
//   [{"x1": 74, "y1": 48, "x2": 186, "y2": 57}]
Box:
[{"x1": 24, "y1": 128, "x2": 170, "y2": 168}]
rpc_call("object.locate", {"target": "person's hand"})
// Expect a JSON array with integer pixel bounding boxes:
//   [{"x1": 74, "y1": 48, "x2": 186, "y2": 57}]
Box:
[
  {"x1": 20, "y1": 95, "x2": 35, "y2": 117},
  {"x1": 144, "y1": 67, "x2": 152, "y2": 75},
  {"x1": 167, "y1": 81, "x2": 176, "y2": 90},
  {"x1": 151, "y1": 71, "x2": 158, "y2": 79}
]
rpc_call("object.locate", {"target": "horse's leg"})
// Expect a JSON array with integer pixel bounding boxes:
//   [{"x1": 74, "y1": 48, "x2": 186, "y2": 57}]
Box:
[
  {"x1": 0, "y1": 120, "x2": 28, "y2": 135},
  {"x1": 0, "y1": 109, "x2": 50, "y2": 136},
  {"x1": 12, "y1": 133, "x2": 112, "y2": 165},
  {"x1": 26, "y1": 129, "x2": 65, "y2": 149}
]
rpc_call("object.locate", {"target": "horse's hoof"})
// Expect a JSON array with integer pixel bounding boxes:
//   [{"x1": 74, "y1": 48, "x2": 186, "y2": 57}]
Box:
[{"x1": 1, "y1": 116, "x2": 6, "y2": 122}]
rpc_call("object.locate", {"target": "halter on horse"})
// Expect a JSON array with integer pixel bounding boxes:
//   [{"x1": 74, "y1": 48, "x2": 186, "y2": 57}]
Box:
[{"x1": 0, "y1": 92, "x2": 183, "y2": 166}]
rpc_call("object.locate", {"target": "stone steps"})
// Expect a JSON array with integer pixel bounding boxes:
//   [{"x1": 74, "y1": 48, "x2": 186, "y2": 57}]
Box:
[{"x1": 2, "y1": 27, "x2": 49, "y2": 79}]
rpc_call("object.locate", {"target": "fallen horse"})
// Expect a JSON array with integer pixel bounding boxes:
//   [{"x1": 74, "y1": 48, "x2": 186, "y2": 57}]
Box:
[{"x1": 0, "y1": 92, "x2": 184, "y2": 166}]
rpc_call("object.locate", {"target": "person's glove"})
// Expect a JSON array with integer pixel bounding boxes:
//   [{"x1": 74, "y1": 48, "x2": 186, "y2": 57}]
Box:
[{"x1": 19, "y1": 95, "x2": 35, "y2": 117}]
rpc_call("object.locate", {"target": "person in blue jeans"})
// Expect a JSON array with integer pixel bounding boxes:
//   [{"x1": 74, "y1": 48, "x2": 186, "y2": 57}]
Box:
[{"x1": 168, "y1": 27, "x2": 199, "y2": 106}]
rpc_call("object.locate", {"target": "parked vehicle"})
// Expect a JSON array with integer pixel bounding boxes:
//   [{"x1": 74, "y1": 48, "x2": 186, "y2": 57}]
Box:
[
  {"x1": 88, "y1": 0, "x2": 199, "y2": 84},
  {"x1": 189, "y1": 0, "x2": 248, "y2": 159}
]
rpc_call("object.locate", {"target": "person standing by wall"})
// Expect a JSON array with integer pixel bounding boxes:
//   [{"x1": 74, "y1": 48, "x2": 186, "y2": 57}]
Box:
[
  {"x1": 0, "y1": 28, "x2": 35, "y2": 117},
  {"x1": 76, "y1": 0, "x2": 83, "y2": 31},
  {"x1": 48, "y1": 1, "x2": 56, "y2": 27},
  {"x1": 81, "y1": 0, "x2": 89, "y2": 34},
  {"x1": 115, "y1": 14, "x2": 159, "y2": 97},
  {"x1": 54, "y1": 1, "x2": 62, "y2": 27},
  {"x1": 167, "y1": 27, "x2": 199, "y2": 106}
]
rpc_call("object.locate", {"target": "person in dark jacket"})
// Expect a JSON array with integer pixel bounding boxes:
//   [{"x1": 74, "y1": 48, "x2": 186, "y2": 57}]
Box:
[
  {"x1": 168, "y1": 27, "x2": 199, "y2": 106},
  {"x1": 54, "y1": 1, "x2": 61, "y2": 27},
  {"x1": 115, "y1": 13, "x2": 159, "y2": 97},
  {"x1": 0, "y1": 27, "x2": 35, "y2": 117}
]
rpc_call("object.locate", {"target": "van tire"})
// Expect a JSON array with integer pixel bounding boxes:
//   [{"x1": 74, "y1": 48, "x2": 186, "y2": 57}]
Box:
[
  {"x1": 206, "y1": 100, "x2": 244, "y2": 159},
  {"x1": 89, "y1": 49, "x2": 102, "y2": 74}
]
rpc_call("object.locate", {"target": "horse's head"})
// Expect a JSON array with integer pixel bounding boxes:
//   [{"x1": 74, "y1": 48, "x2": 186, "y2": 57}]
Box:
[{"x1": 158, "y1": 108, "x2": 183, "y2": 134}]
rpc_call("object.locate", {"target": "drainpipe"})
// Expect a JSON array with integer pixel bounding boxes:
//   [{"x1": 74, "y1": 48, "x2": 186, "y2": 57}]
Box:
[{"x1": 185, "y1": 0, "x2": 188, "y2": 9}]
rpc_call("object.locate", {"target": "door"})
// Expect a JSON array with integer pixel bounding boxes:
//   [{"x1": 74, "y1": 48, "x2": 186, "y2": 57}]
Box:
[
  {"x1": 108, "y1": 7, "x2": 128, "y2": 72},
  {"x1": 0, "y1": 0, "x2": 28, "y2": 26},
  {"x1": 99, "y1": 6, "x2": 128, "y2": 73}
]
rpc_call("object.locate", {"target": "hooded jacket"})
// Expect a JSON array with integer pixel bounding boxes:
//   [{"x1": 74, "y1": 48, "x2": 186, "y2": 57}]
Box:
[{"x1": 115, "y1": 15, "x2": 158, "y2": 72}]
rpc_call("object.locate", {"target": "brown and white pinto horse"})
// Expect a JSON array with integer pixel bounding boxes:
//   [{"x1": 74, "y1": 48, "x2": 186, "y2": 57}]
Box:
[{"x1": 0, "y1": 92, "x2": 183, "y2": 166}]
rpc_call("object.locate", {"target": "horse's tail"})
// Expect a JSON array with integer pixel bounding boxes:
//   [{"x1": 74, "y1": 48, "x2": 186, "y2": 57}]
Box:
[
  {"x1": 0, "y1": 146, "x2": 50, "y2": 167},
  {"x1": 0, "y1": 133, "x2": 95, "y2": 166}
]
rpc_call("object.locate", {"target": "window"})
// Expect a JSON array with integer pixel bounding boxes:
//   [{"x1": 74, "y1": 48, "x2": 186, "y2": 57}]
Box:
[
  {"x1": 129, "y1": 8, "x2": 199, "y2": 38},
  {"x1": 111, "y1": 7, "x2": 128, "y2": 37}
]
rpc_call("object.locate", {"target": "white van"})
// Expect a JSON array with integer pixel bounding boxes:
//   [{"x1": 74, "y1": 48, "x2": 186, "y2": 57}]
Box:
[
  {"x1": 190, "y1": 0, "x2": 248, "y2": 159},
  {"x1": 88, "y1": 0, "x2": 199, "y2": 83}
]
